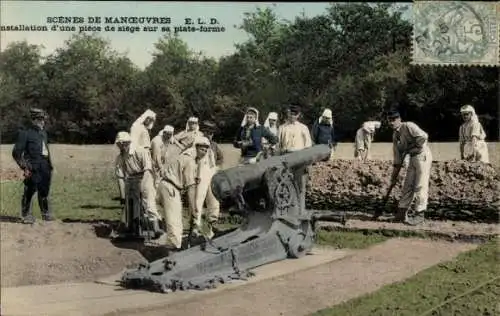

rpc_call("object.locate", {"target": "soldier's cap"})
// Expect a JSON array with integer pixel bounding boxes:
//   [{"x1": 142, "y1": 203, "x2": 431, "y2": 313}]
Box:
[
  {"x1": 163, "y1": 125, "x2": 174, "y2": 133},
  {"x1": 268, "y1": 112, "x2": 278, "y2": 120},
  {"x1": 194, "y1": 136, "x2": 211, "y2": 147},
  {"x1": 187, "y1": 116, "x2": 199, "y2": 123},
  {"x1": 288, "y1": 105, "x2": 301, "y2": 114},
  {"x1": 386, "y1": 110, "x2": 400, "y2": 119},
  {"x1": 460, "y1": 105, "x2": 474, "y2": 113},
  {"x1": 30, "y1": 108, "x2": 47, "y2": 119},
  {"x1": 202, "y1": 120, "x2": 217, "y2": 131},
  {"x1": 115, "y1": 131, "x2": 132, "y2": 144}
]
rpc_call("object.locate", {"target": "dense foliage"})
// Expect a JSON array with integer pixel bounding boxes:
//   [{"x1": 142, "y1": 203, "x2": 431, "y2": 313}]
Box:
[{"x1": 0, "y1": 4, "x2": 497, "y2": 144}]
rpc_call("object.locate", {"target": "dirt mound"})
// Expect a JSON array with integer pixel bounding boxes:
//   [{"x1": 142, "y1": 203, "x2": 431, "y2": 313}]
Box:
[
  {"x1": 1, "y1": 168, "x2": 22, "y2": 181},
  {"x1": 0, "y1": 221, "x2": 147, "y2": 287},
  {"x1": 308, "y1": 160, "x2": 500, "y2": 223}
]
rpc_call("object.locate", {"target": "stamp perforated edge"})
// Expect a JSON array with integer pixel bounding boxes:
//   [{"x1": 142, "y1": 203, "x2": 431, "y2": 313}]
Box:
[{"x1": 410, "y1": 1, "x2": 500, "y2": 67}]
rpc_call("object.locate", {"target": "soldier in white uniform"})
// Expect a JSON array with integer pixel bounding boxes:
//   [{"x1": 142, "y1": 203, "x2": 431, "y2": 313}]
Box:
[
  {"x1": 278, "y1": 105, "x2": 313, "y2": 210},
  {"x1": 156, "y1": 136, "x2": 210, "y2": 250},
  {"x1": 115, "y1": 109, "x2": 156, "y2": 203},
  {"x1": 459, "y1": 105, "x2": 489, "y2": 163},
  {"x1": 195, "y1": 121, "x2": 223, "y2": 239},
  {"x1": 278, "y1": 105, "x2": 312, "y2": 153},
  {"x1": 150, "y1": 125, "x2": 183, "y2": 188},
  {"x1": 174, "y1": 116, "x2": 204, "y2": 151},
  {"x1": 387, "y1": 111, "x2": 432, "y2": 226},
  {"x1": 130, "y1": 109, "x2": 156, "y2": 151},
  {"x1": 114, "y1": 131, "x2": 163, "y2": 235},
  {"x1": 188, "y1": 137, "x2": 220, "y2": 239},
  {"x1": 354, "y1": 120, "x2": 381, "y2": 161},
  {"x1": 261, "y1": 112, "x2": 279, "y2": 158}
]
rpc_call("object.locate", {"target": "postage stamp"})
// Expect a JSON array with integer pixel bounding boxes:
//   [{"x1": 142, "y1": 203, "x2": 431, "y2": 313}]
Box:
[{"x1": 412, "y1": 1, "x2": 499, "y2": 66}]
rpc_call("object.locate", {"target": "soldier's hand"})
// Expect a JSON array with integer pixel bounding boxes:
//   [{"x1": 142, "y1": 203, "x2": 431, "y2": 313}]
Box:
[{"x1": 23, "y1": 169, "x2": 32, "y2": 179}]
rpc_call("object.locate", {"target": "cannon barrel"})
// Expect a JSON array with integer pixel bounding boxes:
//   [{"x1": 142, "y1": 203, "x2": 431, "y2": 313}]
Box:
[{"x1": 211, "y1": 144, "x2": 331, "y2": 201}]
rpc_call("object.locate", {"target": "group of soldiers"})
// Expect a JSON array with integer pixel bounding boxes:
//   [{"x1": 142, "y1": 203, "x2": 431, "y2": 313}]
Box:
[
  {"x1": 114, "y1": 112, "x2": 222, "y2": 250},
  {"x1": 352, "y1": 104, "x2": 490, "y2": 165},
  {"x1": 113, "y1": 104, "x2": 332, "y2": 250},
  {"x1": 11, "y1": 103, "x2": 490, "y2": 246}
]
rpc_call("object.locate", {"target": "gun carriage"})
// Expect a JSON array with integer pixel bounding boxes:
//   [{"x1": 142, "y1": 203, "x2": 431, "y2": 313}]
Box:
[{"x1": 120, "y1": 144, "x2": 344, "y2": 293}]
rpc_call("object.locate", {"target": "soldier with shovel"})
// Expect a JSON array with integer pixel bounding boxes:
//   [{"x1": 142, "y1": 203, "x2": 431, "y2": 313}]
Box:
[{"x1": 381, "y1": 110, "x2": 432, "y2": 226}]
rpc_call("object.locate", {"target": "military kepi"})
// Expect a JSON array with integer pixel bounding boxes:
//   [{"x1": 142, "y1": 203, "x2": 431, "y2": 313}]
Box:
[
  {"x1": 288, "y1": 104, "x2": 301, "y2": 114},
  {"x1": 386, "y1": 110, "x2": 400, "y2": 119},
  {"x1": 30, "y1": 108, "x2": 46, "y2": 119},
  {"x1": 202, "y1": 120, "x2": 217, "y2": 131}
]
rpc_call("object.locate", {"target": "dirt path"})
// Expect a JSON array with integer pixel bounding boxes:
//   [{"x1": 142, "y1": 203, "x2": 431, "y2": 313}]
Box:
[
  {"x1": 129, "y1": 238, "x2": 475, "y2": 316},
  {"x1": 1, "y1": 238, "x2": 475, "y2": 316}
]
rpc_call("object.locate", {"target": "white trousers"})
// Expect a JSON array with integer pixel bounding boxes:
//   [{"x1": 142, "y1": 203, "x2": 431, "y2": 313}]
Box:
[
  {"x1": 464, "y1": 140, "x2": 489, "y2": 163},
  {"x1": 398, "y1": 148, "x2": 432, "y2": 213},
  {"x1": 194, "y1": 168, "x2": 220, "y2": 238},
  {"x1": 156, "y1": 181, "x2": 183, "y2": 248}
]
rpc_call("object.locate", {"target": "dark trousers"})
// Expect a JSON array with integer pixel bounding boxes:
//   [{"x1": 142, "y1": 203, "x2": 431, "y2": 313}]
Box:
[{"x1": 22, "y1": 159, "x2": 52, "y2": 218}]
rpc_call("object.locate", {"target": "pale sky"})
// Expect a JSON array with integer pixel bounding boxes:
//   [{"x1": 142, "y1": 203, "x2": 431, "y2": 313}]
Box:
[{"x1": 1, "y1": 1, "x2": 411, "y2": 69}]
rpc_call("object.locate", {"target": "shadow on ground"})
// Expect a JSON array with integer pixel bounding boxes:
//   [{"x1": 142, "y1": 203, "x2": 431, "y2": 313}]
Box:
[
  {"x1": 307, "y1": 195, "x2": 500, "y2": 224},
  {"x1": 89, "y1": 220, "x2": 238, "y2": 262},
  {"x1": 79, "y1": 204, "x2": 122, "y2": 210},
  {"x1": 0, "y1": 215, "x2": 22, "y2": 223}
]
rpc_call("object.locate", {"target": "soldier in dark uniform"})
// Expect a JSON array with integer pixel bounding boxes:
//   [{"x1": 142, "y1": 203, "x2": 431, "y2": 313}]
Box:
[{"x1": 12, "y1": 108, "x2": 54, "y2": 224}]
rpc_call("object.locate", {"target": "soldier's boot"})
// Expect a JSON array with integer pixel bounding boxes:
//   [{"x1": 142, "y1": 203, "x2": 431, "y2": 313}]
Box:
[
  {"x1": 21, "y1": 194, "x2": 35, "y2": 224},
  {"x1": 150, "y1": 218, "x2": 164, "y2": 239},
  {"x1": 394, "y1": 208, "x2": 407, "y2": 223},
  {"x1": 404, "y1": 210, "x2": 425, "y2": 226},
  {"x1": 39, "y1": 197, "x2": 55, "y2": 221},
  {"x1": 372, "y1": 209, "x2": 384, "y2": 220},
  {"x1": 186, "y1": 220, "x2": 203, "y2": 249},
  {"x1": 22, "y1": 215, "x2": 36, "y2": 224},
  {"x1": 158, "y1": 218, "x2": 166, "y2": 231},
  {"x1": 206, "y1": 220, "x2": 218, "y2": 240}
]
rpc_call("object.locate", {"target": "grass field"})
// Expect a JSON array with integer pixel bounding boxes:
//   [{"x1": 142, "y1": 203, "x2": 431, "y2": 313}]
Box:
[
  {"x1": 1, "y1": 142, "x2": 498, "y2": 220},
  {"x1": 1, "y1": 142, "x2": 498, "y2": 315}
]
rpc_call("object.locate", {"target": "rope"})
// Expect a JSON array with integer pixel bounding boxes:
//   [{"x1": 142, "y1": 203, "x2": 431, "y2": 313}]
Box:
[{"x1": 418, "y1": 275, "x2": 500, "y2": 316}]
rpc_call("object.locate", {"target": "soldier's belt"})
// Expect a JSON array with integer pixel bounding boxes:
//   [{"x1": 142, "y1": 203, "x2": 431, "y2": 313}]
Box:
[
  {"x1": 126, "y1": 172, "x2": 145, "y2": 179},
  {"x1": 162, "y1": 177, "x2": 183, "y2": 191}
]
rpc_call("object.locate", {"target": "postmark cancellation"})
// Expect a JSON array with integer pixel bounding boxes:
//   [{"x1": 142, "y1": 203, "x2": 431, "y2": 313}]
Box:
[{"x1": 412, "y1": 1, "x2": 499, "y2": 66}]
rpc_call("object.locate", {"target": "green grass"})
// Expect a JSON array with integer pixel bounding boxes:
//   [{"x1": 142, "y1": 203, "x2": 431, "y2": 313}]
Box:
[
  {"x1": 1, "y1": 171, "x2": 122, "y2": 221},
  {"x1": 312, "y1": 238, "x2": 500, "y2": 316},
  {"x1": 0, "y1": 173, "x2": 244, "y2": 234}
]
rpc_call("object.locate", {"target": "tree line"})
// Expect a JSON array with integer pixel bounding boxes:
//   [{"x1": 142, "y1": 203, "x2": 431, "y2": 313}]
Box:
[{"x1": 0, "y1": 3, "x2": 497, "y2": 144}]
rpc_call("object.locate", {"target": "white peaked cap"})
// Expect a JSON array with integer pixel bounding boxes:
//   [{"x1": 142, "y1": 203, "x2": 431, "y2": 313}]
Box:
[
  {"x1": 322, "y1": 109, "x2": 333, "y2": 118},
  {"x1": 163, "y1": 125, "x2": 174, "y2": 132},
  {"x1": 460, "y1": 105, "x2": 474, "y2": 113},
  {"x1": 115, "y1": 131, "x2": 131, "y2": 143}
]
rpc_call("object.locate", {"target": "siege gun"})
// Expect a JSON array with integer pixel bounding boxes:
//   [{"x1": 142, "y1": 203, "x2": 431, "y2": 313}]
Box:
[{"x1": 120, "y1": 144, "x2": 340, "y2": 293}]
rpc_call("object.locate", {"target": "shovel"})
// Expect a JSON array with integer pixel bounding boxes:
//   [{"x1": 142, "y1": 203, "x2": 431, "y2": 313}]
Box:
[{"x1": 372, "y1": 154, "x2": 406, "y2": 220}]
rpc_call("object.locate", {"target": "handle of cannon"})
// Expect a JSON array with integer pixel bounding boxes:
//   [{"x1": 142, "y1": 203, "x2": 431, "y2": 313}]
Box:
[{"x1": 310, "y1": 210, "x2": 347, "y2": 226}]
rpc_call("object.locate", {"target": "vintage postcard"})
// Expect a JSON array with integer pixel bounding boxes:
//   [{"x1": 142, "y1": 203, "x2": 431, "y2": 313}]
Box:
[{"x1": 1, "y1": 1, "x2": 498, "y2": 316}]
